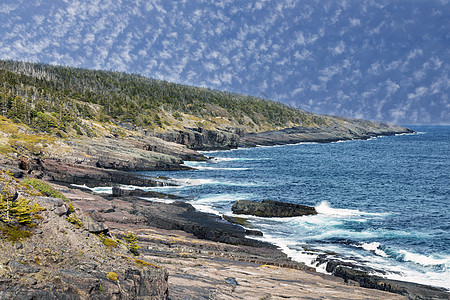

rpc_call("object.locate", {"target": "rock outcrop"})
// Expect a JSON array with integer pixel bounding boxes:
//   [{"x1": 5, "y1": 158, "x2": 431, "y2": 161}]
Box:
[
  {"x1": 240, "y1": 120, "x2": 414, "y2": 147},
  {"x1": 232, "y1": 199, "x2": 317, "y2": 217},
  {"x1": 0, "y1": 171, "x2": 170, "y2": 300},
  {"x1": 157, "y1": 127, "x2": 244, "y2": 150},
  {"x1": 111, "y1": 187, "x2": 181, "y2": 199},
  {"x1": 29, "y1": 159, "x2": 181, "y2": 188},
  {"x1": 315, "y1": 256, "x2": 450, "y2": 300}
]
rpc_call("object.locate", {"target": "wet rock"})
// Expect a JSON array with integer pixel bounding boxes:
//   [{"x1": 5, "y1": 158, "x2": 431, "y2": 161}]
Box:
[
  {"x1": 143, "y1": 201, "x2": 274, "y2": 248},
  {"x1": 29, "y1": 159, "x2": 182, "y2": 188},
  {"x1": 316, "y1": 256, "x2": 450, "y2": 299},
  {"x1": 111, "y1": 187, "x2": 181, "y2": 199},
  {"x1": 232, "y1": 199, "x2": 317, "y2": 217}
]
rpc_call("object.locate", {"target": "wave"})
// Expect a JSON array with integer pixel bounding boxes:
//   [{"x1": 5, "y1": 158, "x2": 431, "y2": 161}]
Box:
[
  {"x1": 315, "y1": 201, "x2": 387, "y2": 217},
  {"x1": 194, "y1": 193, "x2": 250, "y2": 204},
  {"x1": 353, "y1": 242, "x2": 389, "y2": 257},
  {"x1": 182, "y1": 161, "x2": 249, "y2": 170},
  {"x1": 191, "y1": 165, "x2": 250, "y2": 171},
  {"x1": 171, "y1": 178, "x2": 220, "y2": 186},
  {"x1": 210, "y1": 157, "x2": 261, "y2": 162},
  {"x1": 394, "y1": 250, "x2": 450, "y2": 268}
]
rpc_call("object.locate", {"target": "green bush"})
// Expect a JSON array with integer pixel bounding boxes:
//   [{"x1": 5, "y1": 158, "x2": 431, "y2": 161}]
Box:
[
  {"x1": 23, "y1": 178, "x2": 74, "y2": 212},
  {"x1": 123, "y1": 232, "x2": 140, "y2": 256}
]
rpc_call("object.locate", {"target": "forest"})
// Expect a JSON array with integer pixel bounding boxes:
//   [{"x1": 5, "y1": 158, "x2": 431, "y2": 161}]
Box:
[{"x1": 0, "y1": 60, "x2": 328, "y2": 138}]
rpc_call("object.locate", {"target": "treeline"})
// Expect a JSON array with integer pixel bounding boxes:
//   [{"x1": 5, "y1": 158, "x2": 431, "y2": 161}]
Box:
[{"x1": 0, "y1": 60, "x2": 327, "y2": 136}]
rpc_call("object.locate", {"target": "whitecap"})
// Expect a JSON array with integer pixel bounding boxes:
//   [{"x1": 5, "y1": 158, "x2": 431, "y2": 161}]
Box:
[
  {"x1": 315, "y1": 201, "x2": 387, "y2": 217},
  {"x1": 172, "y1": 178, "x2": 221, "y2": 186},
  {"x1": 396, "y1": 250, "x2": 450, "y2": 267},
  {"x1": 354, "y1": 242, "x2": 388, "y2": 257}
]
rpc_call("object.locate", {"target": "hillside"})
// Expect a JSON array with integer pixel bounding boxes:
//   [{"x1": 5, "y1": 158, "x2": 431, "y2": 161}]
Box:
[
  {"x1": 0, "y1": 59, "x2": 412, "y2": 184},
  {"x1": 0, "y1": 60, "x2": 326, "y2": 137}
]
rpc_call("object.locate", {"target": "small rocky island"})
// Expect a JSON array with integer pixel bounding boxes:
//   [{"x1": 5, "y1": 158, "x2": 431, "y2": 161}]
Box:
[{"x1": 232, "y1": 199, "x2": 317, "y2": 217}]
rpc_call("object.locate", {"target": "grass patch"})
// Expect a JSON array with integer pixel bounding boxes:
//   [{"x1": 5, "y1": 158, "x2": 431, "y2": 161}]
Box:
[
  {"x1": 0, "y1": 224, "x2": 32, "y2": 242},
  {"x1": 23, "y1": 178, "x2": 75, "y2": 212},
  {"x1": 134, "y1": 259, "x2": 160, "y2": 269}
]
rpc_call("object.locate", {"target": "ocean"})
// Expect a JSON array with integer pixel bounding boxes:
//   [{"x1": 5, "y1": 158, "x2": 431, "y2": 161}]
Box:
[{"x1": 137, "y1": 125, "x2": 449, "y2": 290}]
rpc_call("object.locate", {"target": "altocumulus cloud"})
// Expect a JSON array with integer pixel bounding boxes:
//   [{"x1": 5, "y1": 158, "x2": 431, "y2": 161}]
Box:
[{"x1": 0, "y1": 0, "x2": 449, "y2": 124}]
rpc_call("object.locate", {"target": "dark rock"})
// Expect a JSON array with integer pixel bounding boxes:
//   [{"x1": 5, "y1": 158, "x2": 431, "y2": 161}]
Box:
[
  {"x1": 111, "y1": 186, "x2": 181, "y2": 199},
  {"x1": 158, "y1": 128, "x2": 241, "y2": 150},
  {"x1": 239, "y1": 121, "x2": 414, "y2": 148},
  {"x1": 9, "y1": 261, "x2": 41, "y2": 274},
  {"x1": 29, "y1": 159, "x2": 181, "y2": 188},
  {"x1": 232, "y1": 199, "x2": 317, "y2": 217},
  {"x1": 245, "y1": 229, "x2": 263, "y2": 236},
  {"x1": 316, "y1": 256, "x2": 450, "y2": 299},
  {"x1": 143, "y1": 201, "x2": 274, "y2": 248}
]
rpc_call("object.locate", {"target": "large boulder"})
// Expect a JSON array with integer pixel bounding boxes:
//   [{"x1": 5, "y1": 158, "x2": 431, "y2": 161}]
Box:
[
  {"x1": 111, "y1": 187, "x2": 181, "y2": 199},
  {"x1": 232, "y1": 199, "x2": 317, "y2": 217}
]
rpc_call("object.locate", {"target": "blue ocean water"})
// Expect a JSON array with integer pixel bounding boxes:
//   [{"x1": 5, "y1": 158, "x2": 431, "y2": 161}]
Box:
[{"x1": 138, "y1": 125, "x2": 449, "y2": 289}]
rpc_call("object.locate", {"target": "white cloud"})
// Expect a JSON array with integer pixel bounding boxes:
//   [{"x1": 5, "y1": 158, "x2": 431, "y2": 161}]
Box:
[
  {"x1": 349, "y1": 18, "x2": 360, "y2": 26},
  {"x1": 330, "y1": 41, "x2": 345, "y2": 55},
  {"x1": 407, "y1": 48, "x2": 423, "y2": 60},
  {"x1": 407, "y1": 87, "x2": 428, "y2": 99},
  {"x1": 385, "y1": 80, "x2": 400, "y2": 96},
  {"x1": 294, "y1": 49, "x2": 312, "y2": 61}
]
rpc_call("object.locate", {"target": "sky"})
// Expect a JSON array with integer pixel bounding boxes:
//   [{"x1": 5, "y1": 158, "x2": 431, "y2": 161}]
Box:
[{"x1": 1, "y1": 0, "x2": 449, "y2": 125}]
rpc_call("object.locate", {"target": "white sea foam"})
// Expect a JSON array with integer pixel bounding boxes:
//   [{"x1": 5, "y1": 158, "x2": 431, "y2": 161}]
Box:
[
  {"x1": 355, "y1": 242, "x2": 388, "y2": 257},
  {"x1": 396, "y1": 250, "x2": 450, "y2": 267},
  {"x1": 210, "y1": 157, "x2": 260, "y2": 162},
  {"x1": 315, "y1": 201, "x2": 386, "y2": 217},
  {"x1": 139, "y1": 197, "x2": 175, "y2": 204},
  {"x1": 91, "y1": 186, "x2": 113, "y2": 194},
  {"x1": 190, "y1": 203, "x2": 222, "y2": 215},
  {"x1": 172, "y1": 178, "x2": 220, "y2": 186},
  {"x1": 182, "y1": 161, "x2": 249, "y2": 171}
]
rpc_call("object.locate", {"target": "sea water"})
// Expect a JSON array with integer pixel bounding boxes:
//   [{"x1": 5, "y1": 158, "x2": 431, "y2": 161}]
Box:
[{"x1": 138, "y1": 125, "x2": 450, "y2": 290}]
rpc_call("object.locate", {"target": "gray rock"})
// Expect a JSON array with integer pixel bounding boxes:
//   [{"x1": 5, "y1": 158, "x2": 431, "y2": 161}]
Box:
[
  {"x1": 81, "y1": 211, "x2": 108, "y2": 234},
  {"x1": 232, "y1": 199, "x2": 317, "y2": 217},
  {"x1": 9, "y1": 261, "x2": 41, "y2": 274},
  {"x1": 53, "y1": 205, "x2": 68, "y2": 216},
  {"x1": 111, "y1": 186, "x2": 181, "y2": 199}
]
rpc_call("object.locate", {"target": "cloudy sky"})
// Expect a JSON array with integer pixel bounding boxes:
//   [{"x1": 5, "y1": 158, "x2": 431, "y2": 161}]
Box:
[{"x1": 1, "y1": 0, "x2": 449, "y2": 124}]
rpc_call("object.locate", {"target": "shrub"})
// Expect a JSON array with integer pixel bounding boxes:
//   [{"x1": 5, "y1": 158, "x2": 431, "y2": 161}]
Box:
[
  {"x1": 66, "y1": 214, "x2": 83, "y2": 228},
  {"x1": 0, "y1": 224, "x2": 32, "y2": 242},
  {"x1": 106, "y1": 271, "x2": 118, "y2": 282},
  {"x1": 123, "y1": 232, "x2": 140, "y2": 256},
  {"x1": 23, "y1": 178, "x2": 75, "y2": 212}
]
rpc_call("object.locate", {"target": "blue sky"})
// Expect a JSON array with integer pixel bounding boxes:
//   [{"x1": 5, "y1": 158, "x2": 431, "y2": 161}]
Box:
[{"x1": 1, "y1": 0, "x2": 449, "y2": 124}]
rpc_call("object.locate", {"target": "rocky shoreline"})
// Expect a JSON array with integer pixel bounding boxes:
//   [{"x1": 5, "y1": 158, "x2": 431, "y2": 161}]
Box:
[
  {"x1": 3, "y1": 122, "x2": 449, "y2": 299},
  {"x1": 44, "y1": 184, "x2": 450, "y2": 299}
]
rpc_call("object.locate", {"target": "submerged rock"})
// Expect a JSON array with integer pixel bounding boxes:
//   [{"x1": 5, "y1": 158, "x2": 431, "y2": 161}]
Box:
[{"x1": 232, "y1": 199, "x2": 317, "y2": 217}]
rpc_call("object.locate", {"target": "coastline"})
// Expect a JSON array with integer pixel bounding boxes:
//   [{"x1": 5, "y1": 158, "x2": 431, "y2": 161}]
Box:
[
  {"x1": 65, "y1": 184, "x2": 448, "y2": 299},
  {"x1": 5, "y1": 123, "x2": 449, "y2": 299}
]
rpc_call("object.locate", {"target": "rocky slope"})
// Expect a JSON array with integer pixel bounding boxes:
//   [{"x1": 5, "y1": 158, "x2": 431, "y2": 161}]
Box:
[{"x1": 0, "y1": 171, "x2": 168, "y2": 299}]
